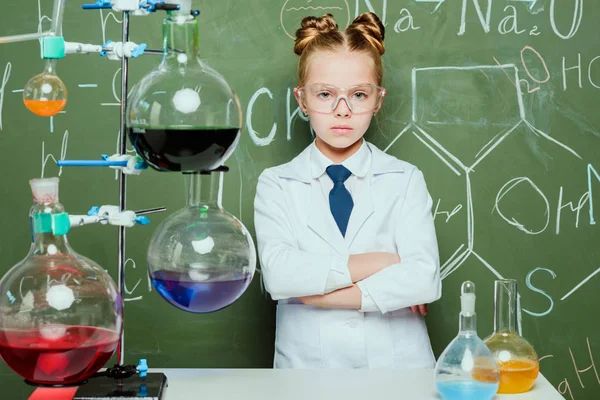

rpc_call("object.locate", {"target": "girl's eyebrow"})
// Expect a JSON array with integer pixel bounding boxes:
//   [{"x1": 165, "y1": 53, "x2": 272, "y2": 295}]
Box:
[{"x1": 308, "y1": 82, "x2": 376, "y2": 87}]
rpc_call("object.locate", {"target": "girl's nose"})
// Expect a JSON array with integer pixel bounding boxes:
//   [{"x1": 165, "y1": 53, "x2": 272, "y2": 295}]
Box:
[{"x1": 333, "y1": 97, "x2": 351, "y2": 118}]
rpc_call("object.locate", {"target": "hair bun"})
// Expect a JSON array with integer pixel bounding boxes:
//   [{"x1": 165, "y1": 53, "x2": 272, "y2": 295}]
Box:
[
  {"x1": 349, "y1": 12, "x2": 385, "y2": 55},
  {"x1": 294, "y1": 14, "x2": 339, "y2": 55}
]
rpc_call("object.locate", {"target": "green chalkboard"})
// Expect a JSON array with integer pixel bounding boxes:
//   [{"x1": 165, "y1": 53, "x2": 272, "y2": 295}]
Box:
[{"x1": 0, "y1": 0, "x2": 599, "y2": 398}]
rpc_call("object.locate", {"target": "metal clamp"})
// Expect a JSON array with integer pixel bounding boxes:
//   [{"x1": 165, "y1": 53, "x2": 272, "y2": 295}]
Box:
[
  {"x1": 69, "y1": 205, "x2": 157, "y2": 228},
  {"x1": 82, "y1": 0, "x2": 181, "y2": 13},
  {"x1": 101, "y1": 41, "x2": 147, "y2": 59},
  {"x1": 56, "y1": 154, "x2": 148, "y2": 175}
]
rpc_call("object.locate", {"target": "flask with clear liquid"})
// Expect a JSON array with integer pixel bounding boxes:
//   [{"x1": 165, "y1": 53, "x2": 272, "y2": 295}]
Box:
[
  {"x1": 0, "y1": 178, "x2": 122, "y2": 385},
  {"x1": 435, "y1": 281, "x2": 500, "y2": 400},
  {"x1": 484, "y1": 279, "x2": 539, "y2": 394}
]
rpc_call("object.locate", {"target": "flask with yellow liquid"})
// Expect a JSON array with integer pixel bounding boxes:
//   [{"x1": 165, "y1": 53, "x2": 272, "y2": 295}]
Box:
[{"x1": 484, "y1": 279, "x2": 539, "y2": 394}]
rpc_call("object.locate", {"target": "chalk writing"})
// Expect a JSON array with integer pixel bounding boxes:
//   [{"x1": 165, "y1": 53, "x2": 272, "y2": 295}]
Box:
[{"x1": 0, "y1": 62, "x2": 10, "y2": 130}]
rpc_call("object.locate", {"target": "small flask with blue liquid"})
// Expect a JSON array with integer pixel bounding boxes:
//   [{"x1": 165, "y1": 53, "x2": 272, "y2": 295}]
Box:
[{"x1": 435, "y1": 281, "x2": 500, "y2": 400}]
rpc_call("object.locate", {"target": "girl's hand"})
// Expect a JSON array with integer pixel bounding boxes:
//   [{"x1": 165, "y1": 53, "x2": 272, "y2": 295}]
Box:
[{"x1": 410, "y1": 304, "x2": 428, "y2": 316}]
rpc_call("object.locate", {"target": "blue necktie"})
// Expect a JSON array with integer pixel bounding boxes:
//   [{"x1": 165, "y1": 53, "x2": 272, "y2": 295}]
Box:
[{"x1": 326, "y1": 165, "x2": 354, "y2": 237}]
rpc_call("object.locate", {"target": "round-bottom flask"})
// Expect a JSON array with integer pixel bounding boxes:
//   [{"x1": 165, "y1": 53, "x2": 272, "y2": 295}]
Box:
[
  {"x1": 147, "y1": 171, "x2": 255, "y2": 313},
  {"x1": 127, "y1": 8, "x2": 242, "y2": 173},
  {"x1": 435, "y1": 281, "x2": 500, "y2": 400},
  {"x1": 484, "y1": 279, "x2": 539, "y2": 394},
  {"x1": 23, "y1": 60, "x2": 67, "y2": 117},
  {"x1": 0, "y1": 178, "x2": 122, "y2": 385}
]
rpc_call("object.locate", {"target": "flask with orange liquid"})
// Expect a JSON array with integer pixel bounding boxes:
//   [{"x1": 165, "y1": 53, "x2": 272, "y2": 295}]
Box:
[
  {"x1": 23, "y1": 58, "x2": 67, "y2": 117},
  {"x1": 484, "y1": 279, "x2": 539, "y2": 394}
]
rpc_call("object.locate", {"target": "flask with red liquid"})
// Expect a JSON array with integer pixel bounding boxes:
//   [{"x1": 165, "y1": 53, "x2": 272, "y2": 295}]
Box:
[{"x1": 0, "y1": 177, "x2": 122, "y2": 386}]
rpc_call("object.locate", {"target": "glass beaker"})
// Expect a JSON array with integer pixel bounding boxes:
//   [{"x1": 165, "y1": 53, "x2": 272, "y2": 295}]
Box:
[
  {"x1": 484, "y1": 279, "x2": 539, "y2": 394},
  {"x1": 435, "y1": 281, "x2": 500, "y2": 400},
  {"x1": 23, "y1": 59, "x2": 68, "y2": 117},
  {"x1": 0, "y1": 178, "x2": 122, "y2": 386},
  {"x1": 147, "y1": 171, "x2": 256, "y2": 313},
  {"x1": 127, "y1": 8, "x2": 242, "y2": 173}
]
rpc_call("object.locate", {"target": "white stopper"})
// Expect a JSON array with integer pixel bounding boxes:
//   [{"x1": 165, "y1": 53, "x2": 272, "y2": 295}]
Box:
[
  {"x1": 30, "y1": 177, "x2": 59, "y2": 205},
  {"x1": 460, "y1": 280, "x2": 476, "y2": 314}
]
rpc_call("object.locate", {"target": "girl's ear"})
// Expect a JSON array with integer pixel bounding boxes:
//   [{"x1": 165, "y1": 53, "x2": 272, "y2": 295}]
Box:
[
  {"x1": 374, "y1": 87, "x2": 386, "y2": 115},
  {"x1": 373, "y1": 95, "x2": 385, "y2": 115},
  {"x1": 293, "y1": 86, "x2": 309, "y2": 116}
]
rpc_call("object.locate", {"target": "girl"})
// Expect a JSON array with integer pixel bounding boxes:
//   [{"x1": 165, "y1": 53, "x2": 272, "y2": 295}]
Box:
[{"x1": 254, "y1": 12, "x2": 441, "y2": 369}]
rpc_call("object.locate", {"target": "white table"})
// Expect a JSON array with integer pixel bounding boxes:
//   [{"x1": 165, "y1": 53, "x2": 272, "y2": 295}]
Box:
[{"x1": 154, "y1": 368, "x2": 564, "y2": 400}]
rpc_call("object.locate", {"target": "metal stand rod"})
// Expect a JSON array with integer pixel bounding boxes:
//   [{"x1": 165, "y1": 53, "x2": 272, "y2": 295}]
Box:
[{"x1": 117, "y1": 10, "x2": 130, "y2": 366}]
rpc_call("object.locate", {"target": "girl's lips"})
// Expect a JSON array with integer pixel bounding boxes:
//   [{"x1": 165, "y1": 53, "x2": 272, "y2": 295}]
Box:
[{"x1": 331, "y1": 127, "x2": 353, "y2": 135}]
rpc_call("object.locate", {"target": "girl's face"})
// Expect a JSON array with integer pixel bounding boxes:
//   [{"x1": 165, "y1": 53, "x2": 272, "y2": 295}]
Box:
[{"x1": 295, "y1": 50, "x2": 382, "y2": 153}]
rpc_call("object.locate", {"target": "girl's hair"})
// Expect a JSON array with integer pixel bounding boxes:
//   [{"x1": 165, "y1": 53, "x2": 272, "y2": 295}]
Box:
[{"x1": 293, "y1": 12, "x2": 385, "y2": 86}]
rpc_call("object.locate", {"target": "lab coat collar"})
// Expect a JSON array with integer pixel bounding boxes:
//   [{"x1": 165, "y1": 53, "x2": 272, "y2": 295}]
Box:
[
  {"x1": 279, "y1": 141, "x2": 405, "y2": 183},
  {"x1": 278, "y1": 141, "x2": 405, "y2": 253},
  {"x1": 309, "y1": 140, "x2": 370, "y2": 179}
]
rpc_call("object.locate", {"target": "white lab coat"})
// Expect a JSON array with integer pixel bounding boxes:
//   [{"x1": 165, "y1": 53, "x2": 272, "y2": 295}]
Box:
[{"x1": 254, "y1": 141, "x2": 441, "y2": 369}]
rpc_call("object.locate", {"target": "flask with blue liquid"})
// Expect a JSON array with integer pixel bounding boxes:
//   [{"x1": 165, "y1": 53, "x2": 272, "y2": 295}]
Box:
[
  {"x1": 147, "y1": 171, "x2": 256, "y2": 313},
  {"x1": 435, "y1": 281, "x2": 500, "y2": 400}
]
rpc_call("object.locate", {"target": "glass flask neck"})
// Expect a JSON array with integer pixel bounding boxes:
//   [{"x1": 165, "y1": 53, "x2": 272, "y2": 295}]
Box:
[
  {"x1": 459, "y1": 312, "x2": 477, "y2": 335},
  {"x1": 494, "y1": 279, "x2": 518, "y2": 333},
  {"x1": 30, "y1": 204, "x2": 72, "y2": 256},
  {"x1": 32, "y1": 230, "x2": 71, "y2": 255},
  {"x1": 162, "y1": 15, "x2": 199, "y2": 65},
  {"x1": 188, "y1": 172, "x2": 220, "y2": 207},
  {"x1": 44, "y1": 59, "x2": 58, "y2": 75}
]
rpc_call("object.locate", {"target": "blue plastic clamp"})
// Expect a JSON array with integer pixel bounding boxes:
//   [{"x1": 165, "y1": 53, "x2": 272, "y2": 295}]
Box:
[
  {"x1": 137, "y1": 359, "x2": 148, "y2": 378},
  {"x1": 135, "y1": 158, "x2": 149, "y2": 170},
  {"x1": 140, "y1": 0, "x2": 161, "y2": 12},
  {"x1": 87, "y1": 206, "x2": 100, "y2": 217},
  {"x1": 131, "y1": 43, "x2": 147, "y2": 58},
  {"x1": 82, "y1": 0, "x2": 112, "y2": 10},
  {"x1": 134, "y1": 216, "x2": 150, "y2": 225},
  {"x1": 100, "y1": 41, "x2": 112, "y2": 57},
  {"x1": 140, "y1": 0, "x2": 180, "y2": 12},
  {"x1": 138, "y1": 384, "x2": 148, "y2": 397}
]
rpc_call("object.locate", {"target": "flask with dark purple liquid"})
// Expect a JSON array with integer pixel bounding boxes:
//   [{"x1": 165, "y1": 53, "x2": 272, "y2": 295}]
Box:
[{"x1": 126, "y1": 9, "x2": 242, "y2": 173}]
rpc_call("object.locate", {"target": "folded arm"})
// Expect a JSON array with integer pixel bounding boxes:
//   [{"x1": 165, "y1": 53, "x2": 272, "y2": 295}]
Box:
[
  {"x1": 254, "y1": 170, "x2": 399, "y2": 300},
  {"x1": 357, "y1": 168, "x2": 441, "y2": 314},
  {"x1": 299, "y1": 169, "x2": 441, "y2": 315}
]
